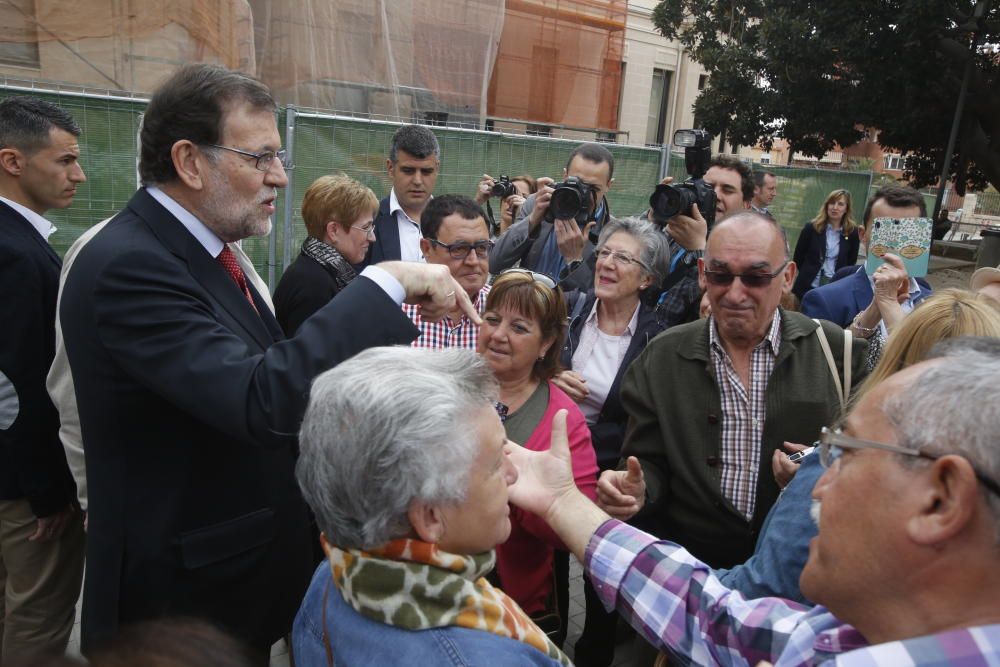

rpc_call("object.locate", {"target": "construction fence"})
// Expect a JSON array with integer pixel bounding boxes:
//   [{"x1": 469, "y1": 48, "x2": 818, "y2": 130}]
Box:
[{"x1": 3, "y1": 86, "x2": 908, "y2": 290}]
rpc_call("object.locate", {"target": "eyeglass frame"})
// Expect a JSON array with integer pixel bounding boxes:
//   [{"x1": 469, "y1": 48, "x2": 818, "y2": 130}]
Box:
[
  {"x1": 702, "y1": 260, "x2": 790, "y2": 289},
  {"x1": 818, "y1": 426, "x2": 1000, "y2": 498},
  {"x1": 596, "y1": 247, "x2": 650, "y2": 271},
  {"x1": 497, "y1": 267, "x2": 557, "y2": 290},
  {"x1": 348, "y1": 220, "x2": 376, "y2": 236},
  {"x1": 206, "y1": 144, "x2": 294, "y2": 172},
  {"x1": 427, "y1": 238, "x2": 494, "y2": 260}
]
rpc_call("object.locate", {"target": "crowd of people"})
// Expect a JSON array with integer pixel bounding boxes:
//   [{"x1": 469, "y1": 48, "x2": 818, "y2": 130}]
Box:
[{"x1": 2, "y1": 62, "x2": 999, "y2": 667}]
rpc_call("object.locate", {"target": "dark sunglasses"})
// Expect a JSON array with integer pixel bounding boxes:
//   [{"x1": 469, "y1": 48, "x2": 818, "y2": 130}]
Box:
[
  {"x1": 703, "y1": 261, "x2": 789, "y2": 288},
  {"x1": 428, "y1": 238, "x2": 494, "y2": 260}
]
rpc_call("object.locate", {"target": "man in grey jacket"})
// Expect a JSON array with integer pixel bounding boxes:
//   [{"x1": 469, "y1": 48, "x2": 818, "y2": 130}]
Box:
[{"x1": 489, "y1": 143, "x2": 614, "y2": 291}]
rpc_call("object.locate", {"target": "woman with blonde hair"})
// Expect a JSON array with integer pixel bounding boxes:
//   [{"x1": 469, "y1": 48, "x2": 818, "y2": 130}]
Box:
[
  {"x1": 856, "y1": 288, "x2": 1000, "y2": 398},
  {"x1": 273, "y1": 174, "x2": 378, "y2": 335},
  {"x1": 792, "y1": 188, "x2": 860, "y2": 300}
]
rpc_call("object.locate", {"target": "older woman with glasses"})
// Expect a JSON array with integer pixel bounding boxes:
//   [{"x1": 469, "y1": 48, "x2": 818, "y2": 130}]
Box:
[
  {"x1": 477, "y1": 270, "x2": 598, "y2": 644},
  {"x1": 552, "y1": 217, "x2": 668, "y2": 664},
  {"x1": 273, "y1": 174, "x2": 378, "y2": 335},
  {"x1": 292, "y1": 347, "x2": 572, "y2": 666},
  {"x1": 792, "y1": 189, "x2": 860, "y2": 301}
]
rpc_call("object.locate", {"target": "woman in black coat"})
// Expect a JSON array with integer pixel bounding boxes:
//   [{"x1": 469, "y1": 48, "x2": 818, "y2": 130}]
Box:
[
  {"x1": 553, "y1": 217, "x2": 669, "y2": 667},
  {"x1": 792, "y1": 188, "x2": 860, "y2": 301},
  {"x1": 273, "y1": 174, "x2": 378, "y2": 336}
]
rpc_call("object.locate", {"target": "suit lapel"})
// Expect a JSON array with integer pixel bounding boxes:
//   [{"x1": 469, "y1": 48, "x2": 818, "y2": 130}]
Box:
[
  {"x1": 851, "y1": 266, "x2": 873, "y2": 315},
  {"x1": 129, "y1": 189, "x2": 274, "y2": 350},
  {"x1": 0, "y1": 201, "x2": 62, "y2": 270}
]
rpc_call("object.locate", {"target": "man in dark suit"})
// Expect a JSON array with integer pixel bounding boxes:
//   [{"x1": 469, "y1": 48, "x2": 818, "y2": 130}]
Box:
[
  {"x1": 360, "y1": 124, "x2": 440, "y2": 267},
  {"x1": 0, "y1": 96, "x2": 86, "y2": 661},
  {"x1": 801, "y1": 185, "x2": 932, "y2": 330},
  {"x1": 60, "y1": 64, "x2": 474, "y2": 657}
]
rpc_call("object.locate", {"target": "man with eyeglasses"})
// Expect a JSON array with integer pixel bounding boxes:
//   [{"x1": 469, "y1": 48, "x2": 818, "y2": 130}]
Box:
[
  {"x1": 405, "y1": 195, "x2": 492, "y2": 350},
  {"x1": 601, "y1": 211, "x2": 867, "y2": 572},
  {"x1": 59, "y1": 65, "x2": 477, "y2": 658},
  {"x1": 504, "y1": 344, "x2": 1000, "y2": 666}
]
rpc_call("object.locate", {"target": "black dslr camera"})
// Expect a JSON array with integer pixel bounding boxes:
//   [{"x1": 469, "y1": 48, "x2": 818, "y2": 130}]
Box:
[
  {"x1": 544, "y1": 176, "x2": 596, "y2": 227},
  {"x1": 649, "y1": 129, "x2": 717, "y2": 228},
  {"x1": 491, "y1": 175, "x2": 517, "y2": 199}
]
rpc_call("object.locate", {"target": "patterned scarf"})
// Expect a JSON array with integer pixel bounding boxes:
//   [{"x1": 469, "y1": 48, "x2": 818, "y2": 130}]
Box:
[
  {"x1": 325, "y1": 537, "x2": 572, "y2": 665},
  {"x1": 301, "y1": 237, "x2": 356, "y2": 292}
]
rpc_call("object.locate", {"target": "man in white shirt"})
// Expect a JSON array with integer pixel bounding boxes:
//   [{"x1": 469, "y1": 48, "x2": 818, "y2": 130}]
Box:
[
  {"x1": 0, "y1": 95, "x2": 87, "y2": 662},
  {"x1": 361, "y1": 124, "x2": 441, "y2": 266}
]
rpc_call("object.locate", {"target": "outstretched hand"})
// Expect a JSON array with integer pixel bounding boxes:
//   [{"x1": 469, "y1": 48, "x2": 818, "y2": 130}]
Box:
[
  {"x1": 505, "y1": 410, "x2": 580, "y2": 521},
  {"x1": 378, "y1": 262, "x2": 480, "y2": 325},
  {"x1": 596, "y1": 457, "x2": 645, "y2": 520}
]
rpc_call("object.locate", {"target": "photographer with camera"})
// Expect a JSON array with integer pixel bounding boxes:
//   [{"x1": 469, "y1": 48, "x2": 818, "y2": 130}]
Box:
[
  {"x1": 474, "y1": 173, "x2": 537, "y2": 238},
  {"x1": 489, "y1": 144, "x2": 614, "y2": 291},
  {"x1": 646, "y1": 133, "x2": 754, "y2": 327}
]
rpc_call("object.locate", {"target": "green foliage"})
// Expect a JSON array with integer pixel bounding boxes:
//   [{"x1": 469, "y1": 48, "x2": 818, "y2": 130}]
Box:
[{"x1": 652, "y1": 0, "x2": 1000, "y2": 193}]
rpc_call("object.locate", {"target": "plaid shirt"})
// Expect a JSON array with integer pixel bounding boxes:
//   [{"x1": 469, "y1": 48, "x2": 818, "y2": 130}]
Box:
[
  {"x1": 708, "y1": 309, "x2": 782, "y2": 521},
  {"x1": 587, "y1": 520, "x2": 1000, "y2": 666},
  {"x1": 403, "y1": 284, "x2": 490, "y2": 350}
]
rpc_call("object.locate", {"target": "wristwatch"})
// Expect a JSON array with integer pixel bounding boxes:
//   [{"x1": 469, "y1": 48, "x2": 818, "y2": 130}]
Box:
[{"x1": 681, "y1": 249, "x2": 703, "y2": 266}]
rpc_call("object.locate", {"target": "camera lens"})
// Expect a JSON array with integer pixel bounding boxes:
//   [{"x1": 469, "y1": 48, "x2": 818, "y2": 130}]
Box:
[
  {"x1": 650, "y1": 183, "x2": 696, "y2": 220},
  {"x1": 550, "y1": 187, "x2": 583, "y2": 220}
]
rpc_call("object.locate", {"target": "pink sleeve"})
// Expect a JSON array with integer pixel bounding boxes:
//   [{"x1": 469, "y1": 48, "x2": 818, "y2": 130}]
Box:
[{"x1": 510, "y1": 383, "x2": 598, "y2": 549}]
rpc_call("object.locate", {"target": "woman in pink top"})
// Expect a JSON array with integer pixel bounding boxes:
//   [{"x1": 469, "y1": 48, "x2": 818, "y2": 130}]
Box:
[{"x1": 477, "y1": 269, "x2": 598, "y2": 646}]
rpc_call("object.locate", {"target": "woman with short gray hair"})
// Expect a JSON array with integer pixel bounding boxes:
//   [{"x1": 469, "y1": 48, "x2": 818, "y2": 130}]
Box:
[
  {"x1": 292, "y1": 347, "x2": 571, "y2": 666},
  {"x1": 554, "y1": 216, "x2": 669, "y2": 663}
]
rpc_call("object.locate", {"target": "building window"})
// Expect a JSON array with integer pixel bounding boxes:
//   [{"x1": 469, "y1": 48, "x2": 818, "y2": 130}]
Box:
[
  {"x1": 883, "y1": 153, "x2": 904, "y2": 171},
  {"x1": 698, "y1": 74, "x2": 708, "y2": 90},
  {"x1": 760, "y1": 154, "x2": 772, "y2": 164},
  {"x1": 645, "y1": 68, "x2": 672, "y2": 146},
  {"x1": 0, "y1": 0, "x2": 40, "y2": 68}
]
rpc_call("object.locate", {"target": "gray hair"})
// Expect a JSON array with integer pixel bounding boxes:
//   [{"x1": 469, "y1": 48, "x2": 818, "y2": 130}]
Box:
[
  {"x1": 388, "y1": 124, "x2": 440, "y2": 163},
  {"x1": 597, "y1": 217, "x2": 670, "y2": 285},
  {"x1": 882, "y1": 351, "x2": 1000, "y2": 533},
  {"x1": 710, "y1": 209, "x2": 790, "y2": 260},
  {"x1": 296, "y1": 347, "x2": 499, "y2": 550}
]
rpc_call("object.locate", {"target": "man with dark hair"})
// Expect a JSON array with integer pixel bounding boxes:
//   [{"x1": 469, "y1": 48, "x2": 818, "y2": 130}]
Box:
[
  {"x1": 402, "y1": 194, "x2": 492, "y2": 350},
  {"x1": 751, "y1": 169, "x2": 777, "y2": 215},
  {"x1": 602, "y1": 211, "x2": 866, "y2": 570},
  {"x1": 0, "y1": 95, "x2": 86, "y2": 661},
  {"x1": 59, "y1": 64, "x2": 475, "y2": 656},
  {"x1": 489, "y1": 142, "x2": 615, "y2": 290},
  {"x1": 361, "y1": 124, "x2": 441, "y2": 266},
  {"x1": 801, "y1": 184, "x2": 932, "y2": 331},
  {"x1": 651, "y1": 154, "x2": 755, "y2": 328}
]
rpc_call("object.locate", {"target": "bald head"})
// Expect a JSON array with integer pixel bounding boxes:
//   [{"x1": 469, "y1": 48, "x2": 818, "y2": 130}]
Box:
[{"x1": 708, "y1": 210, "x2": 789, "y2": 261}]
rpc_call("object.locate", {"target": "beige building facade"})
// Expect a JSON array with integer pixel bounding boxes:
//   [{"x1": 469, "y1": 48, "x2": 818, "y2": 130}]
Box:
[{"x1": 617, "y1": 0, "x2": 705, "y2": 148}]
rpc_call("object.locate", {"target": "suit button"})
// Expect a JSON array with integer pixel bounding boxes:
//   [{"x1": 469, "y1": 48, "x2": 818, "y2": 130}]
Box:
[
  {"x1": 707, "y1": 413, "x2": 719, "y2": 424},
  {"x1": 706, "y1": 456, "x2": 719, "y2": 467}
]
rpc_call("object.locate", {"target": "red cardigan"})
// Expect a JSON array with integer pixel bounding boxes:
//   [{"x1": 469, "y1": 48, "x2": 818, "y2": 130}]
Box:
[{"x1": 496, "y1": 382, "x2": 598, "y2": 615}]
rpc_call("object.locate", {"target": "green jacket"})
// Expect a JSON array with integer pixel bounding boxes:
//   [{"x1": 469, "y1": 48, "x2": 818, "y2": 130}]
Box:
[{"x1": 620, "y1": 309, "x2": 868, "y2": 568}]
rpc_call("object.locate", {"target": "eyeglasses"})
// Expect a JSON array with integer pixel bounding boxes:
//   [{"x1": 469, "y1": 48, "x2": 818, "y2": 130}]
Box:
[
  {"x1": 818, "y1": 427, "x2": 1000, "y2": 497},
  {"x1": 703, "y1": 261, "x2": 789, "y2": 288},
  {"x1": 597, "y1": 247, "x2": 649, "y2": 271},
  {"x1": 498, "y1": 268, "x2": 557, "y2": 290},
  {"x1": 350, "y1": 221, "x2": 376, "y2": 236},
  {"x1": 206, "y1": 144, "x2": 294, "y2": 172},
  {"x1": 428, "y1": 238, "x2": 494, "y2": 260}
]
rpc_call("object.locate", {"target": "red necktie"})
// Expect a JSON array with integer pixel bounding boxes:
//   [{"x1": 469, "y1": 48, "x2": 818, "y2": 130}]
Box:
[{"x1": 217, "y1": 246, "x2": 259, "y2": 313}]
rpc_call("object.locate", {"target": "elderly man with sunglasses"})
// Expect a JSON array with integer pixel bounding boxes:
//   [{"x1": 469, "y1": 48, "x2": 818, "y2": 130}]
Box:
[
  {"x1": 505, "y1": 343, "x2": 1000, "y2": 666},
  {"x1": 405, "y1": 194, "x2": 493, "y2": 349},
  {"x1": 600, "y1": 211, "x2": 868, "y2": 572}
]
